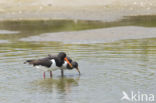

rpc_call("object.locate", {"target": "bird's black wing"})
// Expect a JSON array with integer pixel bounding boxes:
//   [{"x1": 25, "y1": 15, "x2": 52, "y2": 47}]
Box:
[{"x1": 25, "y1": 57, "x2": 52, "y2": 68}]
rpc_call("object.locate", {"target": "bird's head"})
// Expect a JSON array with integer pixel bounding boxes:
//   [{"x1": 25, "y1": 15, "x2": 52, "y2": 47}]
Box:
[
  {"x1": 71, "y1": 61, "x2": 80, "y2": 75},
  {"x1": 58, "y1": 52, "x2": 66, "y2": 59},
  {"x1": 58, "y1": 52, "x2": 73, "y2": 68}
]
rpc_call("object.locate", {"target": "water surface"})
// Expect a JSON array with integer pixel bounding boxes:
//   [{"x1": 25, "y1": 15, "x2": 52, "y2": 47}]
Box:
[
  {"x1": 0, "y1": 38, "x2": 156, "y2": 103},
  {"x1": 0, "y1": 16, "x2": 156, "y2": 103}
]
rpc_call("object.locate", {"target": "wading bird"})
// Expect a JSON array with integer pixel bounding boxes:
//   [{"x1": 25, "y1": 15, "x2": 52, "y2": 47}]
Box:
[
  {"x1": 24, "y1": 52, "x2": 80, "y2": 79},
  {"x1": 24, "y1": 52, "x2": 73, "y2": 79}
]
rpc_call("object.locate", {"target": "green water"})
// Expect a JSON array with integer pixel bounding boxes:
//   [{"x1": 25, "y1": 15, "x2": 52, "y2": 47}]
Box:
[
  {"x1": 0, "y1": 15, "x2": 156, "y2": 41},
  {"x1": 0, "y1": 16, "x2": 156, "y2": 103}
]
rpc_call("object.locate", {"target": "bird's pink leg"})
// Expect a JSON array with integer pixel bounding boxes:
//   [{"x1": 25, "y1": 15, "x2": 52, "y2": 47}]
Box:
[
  {"x1": 43, "y1": 72, "x2": 46, "y2": 79},
  {"x1": 50, "y1": 71, "x2": 52, "y2": 78}
]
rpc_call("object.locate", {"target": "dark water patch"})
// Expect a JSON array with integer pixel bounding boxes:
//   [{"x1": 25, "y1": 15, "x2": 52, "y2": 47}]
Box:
[
  {"x1": 123, "y1": 15, "x2": 156, "y2": 27},
  {"x1": 0, "y1": 20, "x2": 107, "y2": 40},
  {"x1": 0, "y1": 15, "x2": 156, "y2": 41}
]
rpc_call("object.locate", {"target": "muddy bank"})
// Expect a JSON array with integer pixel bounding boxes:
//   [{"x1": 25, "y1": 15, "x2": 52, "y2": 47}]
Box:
[
  {"x1": 20, "y1": 26, "x2": 156, "y2": 44},
  {"x1": 0, "y1": 0, "x2": 156, "y2": 21}
]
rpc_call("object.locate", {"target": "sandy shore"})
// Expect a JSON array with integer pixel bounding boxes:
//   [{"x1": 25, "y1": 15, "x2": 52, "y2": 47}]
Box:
[
  {"x1": 20, "y1": 26, "x2": 156, "y2": 44},
  {"x1": 0, "y1": 0, "x2": 156, "y2": 21}
]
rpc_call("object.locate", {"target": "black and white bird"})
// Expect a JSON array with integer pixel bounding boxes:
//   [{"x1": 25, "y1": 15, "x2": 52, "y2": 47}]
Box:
[
  {"x1": 58, "y1": 56, "x2": 80, "y2": 75},
  {"x1": 63, "y1": 60, "x2": 80, "y2": 74},
  {"x1": 46, "y1": 55, "x2": 80, "y2": 76},
  {"x1": 24, "y1": 52, "x2": 74, "y2": 79}
]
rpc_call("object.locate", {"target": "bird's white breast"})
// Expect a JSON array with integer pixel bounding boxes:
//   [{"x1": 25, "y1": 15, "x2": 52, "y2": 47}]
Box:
[{"x1": 50, "y1": 59, "x2": 60, "y2": 71}]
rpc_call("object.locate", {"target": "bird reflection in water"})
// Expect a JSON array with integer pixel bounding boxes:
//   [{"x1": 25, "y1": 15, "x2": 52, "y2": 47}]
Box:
[{"x1": 31, "y1": 76, "x2": 80, "y2": 93}]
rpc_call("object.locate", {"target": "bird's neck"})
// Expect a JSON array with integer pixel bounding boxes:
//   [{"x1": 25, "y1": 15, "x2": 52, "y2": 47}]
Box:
[{"x1": 55, "y1": 58, "x2": 64, "y2": 67}]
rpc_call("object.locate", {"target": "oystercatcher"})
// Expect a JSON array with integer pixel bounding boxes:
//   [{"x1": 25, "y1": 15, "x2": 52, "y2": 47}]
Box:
[
  {"x1": 62, "y1": 60, "x2": 80, "y2": 75},
  {"x1": 48, "y1": 55, "x2": 80, "y2": 76},
  {"x1": 24, "y1": 52, "x2": 73, "y2": 79}
]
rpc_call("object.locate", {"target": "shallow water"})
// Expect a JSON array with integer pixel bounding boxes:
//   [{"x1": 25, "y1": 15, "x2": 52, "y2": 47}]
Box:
[
  {"x1": 0, "y1": 39, "x2": 156, "y2": 103},
  {"x1": 0, "y1": 16, "x2": 156, "y2": 103}
]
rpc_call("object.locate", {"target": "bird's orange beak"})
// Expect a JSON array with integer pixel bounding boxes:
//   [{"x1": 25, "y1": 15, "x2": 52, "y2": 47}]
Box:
[{"x1": 64, "y1": 57, "x2": 73, "y2": 68}]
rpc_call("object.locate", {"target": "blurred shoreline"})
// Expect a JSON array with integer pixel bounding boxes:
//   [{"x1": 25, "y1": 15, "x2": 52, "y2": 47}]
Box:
[
  {"x1": 0, "y1": 0, "x2": 156, "y2": 21},
  {"x1": 0, "y1": 0, "x2": 156, "y2": 44}
]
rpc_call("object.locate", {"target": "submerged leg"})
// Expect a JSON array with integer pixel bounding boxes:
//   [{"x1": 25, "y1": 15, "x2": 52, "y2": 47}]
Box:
[
  {"x1": 43, "y1": 72, "x2": 46, "y2": 79},
  {"x1": 50, "y1": 71, "x2": 52, "y2": 78},
  {"x1": 61, "y1": 69, "x2": 64, "y2": 77}
]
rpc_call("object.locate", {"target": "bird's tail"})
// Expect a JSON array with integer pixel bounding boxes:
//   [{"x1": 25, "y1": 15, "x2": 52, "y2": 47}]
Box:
[{"x1": 24, "y1": 60, "x2": 35, "y2": 64}]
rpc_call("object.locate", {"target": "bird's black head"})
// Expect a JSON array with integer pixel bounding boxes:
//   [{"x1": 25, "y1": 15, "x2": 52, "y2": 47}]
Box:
[
  {"x1": 58, "y1": 52, "x2": 73, "y2": 68},
  {"x1": 57, "y1": 52, "x2": 66, "y2": 59},
  {"x1": 71, "y1": 61, "x2": 78, "y2": 69},
  {"x1": 71, "y1": 61, "x2": 80, "y2": 75}
]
